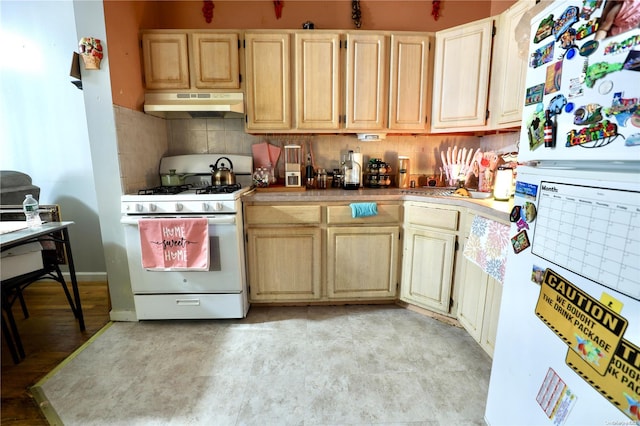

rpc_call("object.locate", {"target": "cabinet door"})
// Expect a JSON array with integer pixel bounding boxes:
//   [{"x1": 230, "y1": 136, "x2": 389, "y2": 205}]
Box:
[
  {"x1": 431, "y1": 17, "x2": 493, "y2": 130},
  {"x1": 344, "y1": 33, "x2": 387, "y2": 130},
  {"x1": 142, "y1": 33, "x2": 189, "y2": 90},
  {"x1": 246, "y1": 227, "x2": 321, "y2": 301},
  {"x1": 400, "y1": 227, "x2": 456, "y2": 313},
  {"x1": 294, "y1": 32, "x2": 341, "y2": 130},
  {"x1": 480, "y1": 276, "x2": 503, "y2": 358},
  {"x1": 388, "y1": 34, "x2": 431, "y2": 131},
  {"x1": 245, "y1": 32, "x2": 291, "y2": 130},
  {"x1": 489, "y1": 0, "x2": 534, "y2": 128},
  {"x1": 457, "y1": 257, "x2": 489, "y2": 342},
  {"x1": 327, "y1": 226, "x2": 399, "y2": 299},
  {"x1": 191, "y1": 32, "x2": 240, "y2": 89}
]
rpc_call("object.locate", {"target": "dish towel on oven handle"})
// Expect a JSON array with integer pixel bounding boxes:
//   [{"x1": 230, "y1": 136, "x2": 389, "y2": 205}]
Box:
[
  {"x1": 139, "y1": 217, "x2": 209, "y2": 271},
  {"x1": 463, "y1": 215, "x2": 510, "y2": 283}
]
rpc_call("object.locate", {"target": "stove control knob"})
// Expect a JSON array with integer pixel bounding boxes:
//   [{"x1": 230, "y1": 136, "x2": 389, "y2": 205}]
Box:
[
  {"x1": 135, "y1": 203, "x2": 144, "y2": 212},
  {"x1": 149, "y1": 204, "x2": 157, "y2": 212},
  {"x1": 175, "y1": 203, "x2": 183, "y2": 211},
  {"x1": 213, "y1": 202, "x2": 223, "y2": 211},
  {"x1": 202, "y1": 202, "x2": 210, "y2": 211}
]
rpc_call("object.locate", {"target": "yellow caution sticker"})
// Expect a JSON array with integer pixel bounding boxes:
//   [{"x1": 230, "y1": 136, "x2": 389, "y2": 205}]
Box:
[
  {"x1": 566, "y1": 339, "x2": 640, "y2": 422},
  {"x1": 600, "y1": 293, "x2": 624, "y2": 315},
  {"x1": 535, "y1": 268, "x2": 628, "y2": 375}
]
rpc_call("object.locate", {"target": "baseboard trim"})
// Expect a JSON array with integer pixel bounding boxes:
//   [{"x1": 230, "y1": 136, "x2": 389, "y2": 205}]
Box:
[
  {"x1": 38, "y1": 271, "x2": 108, "y2": 282},
  {"x1": 109, "y1": 309, "x2": 138, "y2": 322},
  {"x1": 67, "y1": 271, "x2": 108, "y2": 282}
]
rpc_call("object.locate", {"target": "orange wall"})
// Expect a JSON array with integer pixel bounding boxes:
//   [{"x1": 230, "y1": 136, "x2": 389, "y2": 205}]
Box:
[{"x1": 105, "y1": 0, "x2": 517, "y2": 111}]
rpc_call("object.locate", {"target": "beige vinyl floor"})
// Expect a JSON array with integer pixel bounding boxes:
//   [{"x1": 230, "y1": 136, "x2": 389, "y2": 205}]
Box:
[{"x1": 36, "y1": 304, "x2": 492, "y2": 425}]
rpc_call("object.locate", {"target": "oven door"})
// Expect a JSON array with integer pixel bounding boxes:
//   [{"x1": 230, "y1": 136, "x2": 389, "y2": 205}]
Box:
[{"x1": 121, "y1": 214, "x2": 245, "y2": 293}]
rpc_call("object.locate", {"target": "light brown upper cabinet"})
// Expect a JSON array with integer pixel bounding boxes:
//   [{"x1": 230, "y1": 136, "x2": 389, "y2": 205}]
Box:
[
  {"x1": 191, "y1": 32, "x2": 240, "y2": 89},
  {"x1": 142, "y1": 32, "x2": 190, "y2": 90},
  {"x1": 488, "y1": 0, "x2": 535, "y2": 129},
  {"x1": 388, "y1": 33, "x2": 432, "y2": 131},
  {"x1": 141, "y1": 30, "x2": 241, "y2": 91},
  {"x1": 431, "y1": 17, "x2": 494, "y2": 131},
  {"x1": 244, "y1": 31, "x2": 292, "y2": 130},
  {"x1": 344, "y1": 33, "x2": 388, "y2": 131},
  {"x1": 294, "y1": 31, "x2": 341, "y2": 130}
]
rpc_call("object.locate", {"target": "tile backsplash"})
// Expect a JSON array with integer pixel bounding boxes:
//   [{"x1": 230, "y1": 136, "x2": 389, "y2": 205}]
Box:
[{"x1": 115, "y1": 107, "x2": 520, "y2": 192}]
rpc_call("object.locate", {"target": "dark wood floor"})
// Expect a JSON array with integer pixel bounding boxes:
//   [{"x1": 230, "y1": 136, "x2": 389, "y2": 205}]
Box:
[{"x1": 1, "y1": 281, "x2": 111, "y2": 425}]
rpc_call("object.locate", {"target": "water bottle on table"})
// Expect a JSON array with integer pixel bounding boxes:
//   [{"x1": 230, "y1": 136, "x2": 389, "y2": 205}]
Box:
[{"x1": 22, "y1": 194, "x2": 42, "y2": 228}]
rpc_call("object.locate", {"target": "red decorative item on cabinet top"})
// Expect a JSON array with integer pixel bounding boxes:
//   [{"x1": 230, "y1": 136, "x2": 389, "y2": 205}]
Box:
[
  {"x1": 432, "y1": 0, "x2": 441, "y2": 21},
  {"x1": 274, "y1": 1, "x2": 283, "y2": 19},
  {"x1": 202, "y1": 0, "x2": 214, "y2": 23}
]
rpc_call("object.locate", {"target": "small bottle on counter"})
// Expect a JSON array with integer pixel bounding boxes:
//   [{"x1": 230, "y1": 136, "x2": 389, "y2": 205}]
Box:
[
  {"x1": 317, "y1": 169, "x2": 327, "y2": 189},
  {"x1": 22, "y1": 194, "x2": 42, "y2": 228}
]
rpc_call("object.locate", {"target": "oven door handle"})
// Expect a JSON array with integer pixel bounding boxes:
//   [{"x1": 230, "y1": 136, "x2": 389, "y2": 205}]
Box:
[{"x1": 120, "y1": 215, "x2": 236, "y2": 226}]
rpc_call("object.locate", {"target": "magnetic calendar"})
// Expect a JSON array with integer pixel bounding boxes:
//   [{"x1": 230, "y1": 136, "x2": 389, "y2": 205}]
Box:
[{"x1": 532, "y1": 181, "x2": 640, "y2": 300}]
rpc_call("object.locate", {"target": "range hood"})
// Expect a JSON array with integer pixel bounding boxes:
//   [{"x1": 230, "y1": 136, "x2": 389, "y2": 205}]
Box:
[{"x1": 143, "y1": 92, "x2": 245, "y2": 119}]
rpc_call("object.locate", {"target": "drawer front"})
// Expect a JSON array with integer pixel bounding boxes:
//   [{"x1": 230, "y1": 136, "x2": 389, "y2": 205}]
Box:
[
  {"x1": 245, "y1": 205, "x2": 321, "y2": 225},
  {"x1": 327, "y1": 204, "x2": 401, "y2": 224},
  {"x1": 406, "y1": 204, "x2": 459, "y2": 230},
  {"x1": 134, "y1": 294, "x2": 247, "y2": 319}
]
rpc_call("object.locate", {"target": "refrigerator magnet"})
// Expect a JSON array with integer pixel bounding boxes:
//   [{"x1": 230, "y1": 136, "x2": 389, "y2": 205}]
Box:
[
  {"x1": 525, "y1": 83, "x2": 545, "y2": 105},
  {"x1": 626, "y1": 133, "x2": 640, "y2": 146},
  {"x1": 559, "y1": 28, "x2": 576, "y2": 50},
  {"x1": 516, "y1": 218, "x2": 529, "y2": 231},
  {"x1": 572, "y1": 103, "x2": 603, "y2": 125},
  {"x1": 552, "y1": 6, "x2": 579, "y2": 42},
  {"x1": 523, "y1": 202, "x2": 537, "y2": 222},
  {"x1": 584, "y1": 61, "x2": 624, "y2": 89},
  {"x1": 623, "y1": 50, "x2": 640, "y2": 71},
  {"x1": 579, "y1": 40, "x2": 599, "y2": 57},
  {"x1": 566, "y1": 120, "x2": 620, "y2": 148},
  {"x1": 531, "y1": 265, "x2": 545, "y2": 285},
  {"x1": 576, "y1": 19, "x2": 599, "y2": 40},
  {"x1": 510, "y1": 205, "x2": 521, "y2": 222},
  {"x1": 598, "y1": 79, "x2": 613, "y2": 95},
  {"x1": 511, "y1": 230, "x2": 531, "y2": 254},
  {"x1": 530, "y1": 41, "x2": 555, "y2": 69},
  {"x1": 544, "y1": 61, "x2": 563, "y2": 95},
  {"x1": 609, "y1": 92, "x2": 638, "y2": 127},
  {"x1": 534, "y1": 15, "x2": 554, "y2": 43}
]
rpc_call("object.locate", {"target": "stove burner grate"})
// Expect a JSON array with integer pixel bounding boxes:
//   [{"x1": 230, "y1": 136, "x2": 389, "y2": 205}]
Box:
[
  {"x1": 138, "y1": 185, "x2": 192, "y2": 195},
  {"x1": 196, "y1": 183, "x2": 242, "y2": 194}
]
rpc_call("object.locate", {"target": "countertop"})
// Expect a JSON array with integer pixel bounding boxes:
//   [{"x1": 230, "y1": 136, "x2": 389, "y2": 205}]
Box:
[{"x1": 242, "y1": 187, "x2": 512, "y2": 221}]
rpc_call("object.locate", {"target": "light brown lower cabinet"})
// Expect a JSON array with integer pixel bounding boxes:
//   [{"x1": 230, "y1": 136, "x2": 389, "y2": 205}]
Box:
[
  {"x1": 456, "y1": 257, "x2": 503, "y2": 358},
  {"x1": 400, "y1": 202, "x2": 459, "y2": 315},
  {"x1": 456, "y1": 211, "x2": 506, "y2": 357},
  {"x1": 244, "y1": 202, "x2": 401, "y2": 303},
  {"x1": 326, "y1": 226, "x2": 399, "y2": 299},
  {"x1": 246, "y1": 227, "x2": 322, "y2": 301}
]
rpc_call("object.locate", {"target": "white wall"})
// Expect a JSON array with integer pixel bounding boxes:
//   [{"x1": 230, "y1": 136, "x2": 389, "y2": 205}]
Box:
[
  {"x1": 1, "y1": 0, "x2": 136, "y2": 320},
  {"x1": 0, "y1": 0, "x2": 106, "y2": 277}
]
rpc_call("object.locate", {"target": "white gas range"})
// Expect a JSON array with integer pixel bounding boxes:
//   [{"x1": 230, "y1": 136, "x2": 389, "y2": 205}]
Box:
[{"x1": 120, "y1": 154, "x2": 253, "y2": 320}]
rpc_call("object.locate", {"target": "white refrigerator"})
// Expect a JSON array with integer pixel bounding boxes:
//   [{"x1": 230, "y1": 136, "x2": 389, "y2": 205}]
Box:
[{"x1": 485, "y1": 1, "x2": 640, "y2": 425}]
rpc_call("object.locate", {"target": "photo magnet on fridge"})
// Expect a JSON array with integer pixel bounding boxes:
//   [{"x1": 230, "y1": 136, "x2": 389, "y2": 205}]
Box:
[
  {"x1": 525, "y1": 83, "x2": 545, "y2": 105},
  {"x1": 511, "y1": 230, "x2": 531, "y2": 254},
  {"x1": 545, "y1": 61, "x2": 564, "y2": 94}
]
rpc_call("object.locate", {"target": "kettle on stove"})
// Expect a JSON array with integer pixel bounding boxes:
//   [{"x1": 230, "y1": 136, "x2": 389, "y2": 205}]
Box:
[{"x1": 209, "y1": 157, "x2": 236, "y2": 186}]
